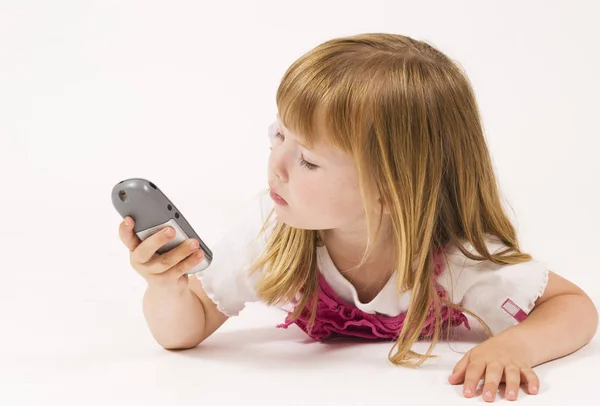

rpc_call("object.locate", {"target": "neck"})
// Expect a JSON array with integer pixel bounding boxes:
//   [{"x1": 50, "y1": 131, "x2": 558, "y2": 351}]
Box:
[{"x1": 322, "y1": 216, "x2": 394, "y2": 278}]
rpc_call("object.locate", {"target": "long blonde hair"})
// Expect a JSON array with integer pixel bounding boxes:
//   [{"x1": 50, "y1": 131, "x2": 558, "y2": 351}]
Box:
[{"x1": 249, "y1": 33, "x2": 532, "y2": 367}]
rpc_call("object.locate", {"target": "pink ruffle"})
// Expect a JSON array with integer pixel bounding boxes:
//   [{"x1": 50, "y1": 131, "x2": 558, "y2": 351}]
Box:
[{"x1": 277, "y1": 248, "x2": 470, "y2": 340}]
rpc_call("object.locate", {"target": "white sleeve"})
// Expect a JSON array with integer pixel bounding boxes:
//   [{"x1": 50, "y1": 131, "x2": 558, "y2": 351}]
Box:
[
  {"x1": 196, "y1": 191, "x2": 275, "y2": 317},
  {"x1": 437, "y1": 236, "x2": 550, "y2": 335}
]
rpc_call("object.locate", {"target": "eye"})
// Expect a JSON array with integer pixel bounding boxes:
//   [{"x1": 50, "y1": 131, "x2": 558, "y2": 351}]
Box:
[
  {"x1": 299, "y1": 156, "x2": 318, "y2": 171},
  {"x1": 269, "y1": 130, "x2": 285, "y2": 149}
]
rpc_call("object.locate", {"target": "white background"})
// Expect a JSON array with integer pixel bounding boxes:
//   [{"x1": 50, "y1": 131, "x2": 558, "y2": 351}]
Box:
[{"x1": 1, "y1": 0, "x2": 598, "y2": 405}]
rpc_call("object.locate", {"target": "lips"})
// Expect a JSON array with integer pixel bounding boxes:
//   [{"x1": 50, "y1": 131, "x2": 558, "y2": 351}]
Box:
[{"x1": 269, "y1": 189, "x2": 288, "y2": 205}]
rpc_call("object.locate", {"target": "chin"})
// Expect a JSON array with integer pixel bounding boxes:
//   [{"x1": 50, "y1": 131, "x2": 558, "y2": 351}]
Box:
[
  {"x1": 275, "y1": 211, "x2": 329, "y2": 231},
  {"x1": 273, "y1": 206, "x2": 316, "y2": 230},
  {"x1": 273, "y1": 206, "x2": 297, "y2": 227}
]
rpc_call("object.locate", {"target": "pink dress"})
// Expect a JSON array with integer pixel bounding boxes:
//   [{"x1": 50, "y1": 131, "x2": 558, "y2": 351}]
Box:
[{"x1": 277, "y1": 248, "x2": 471, "y2": 340}]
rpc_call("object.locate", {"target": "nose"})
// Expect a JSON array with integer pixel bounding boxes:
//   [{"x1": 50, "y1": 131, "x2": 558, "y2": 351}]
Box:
[{"x1": 269, "y1": 145, "x2": 289, "y2": 183}]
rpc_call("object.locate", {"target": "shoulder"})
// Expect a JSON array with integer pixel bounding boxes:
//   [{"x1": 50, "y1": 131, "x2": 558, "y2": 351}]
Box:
[
  {"x1": 437, "y1": 235, "x2": 550, "y2": 334},
  {"x1": 218, "y1": 189, "x2": 276, "y2": 246},
  {"x1": 439, "y1": 235, "x2": 514, "y2": 293},
  {"x1": 195, "y1": 190, "x2": 277, "y2": 317}
]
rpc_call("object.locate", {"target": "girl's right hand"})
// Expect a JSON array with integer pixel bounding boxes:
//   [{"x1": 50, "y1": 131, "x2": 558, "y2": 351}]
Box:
[{"x1": 118, "y1": 216, "x2": 205, "y2": 291}]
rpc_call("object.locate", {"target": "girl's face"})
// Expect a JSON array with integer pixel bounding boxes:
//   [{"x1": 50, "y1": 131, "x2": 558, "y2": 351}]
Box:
[{"x1": 267, "y1": 116, "x2": 368, "y2": 231}]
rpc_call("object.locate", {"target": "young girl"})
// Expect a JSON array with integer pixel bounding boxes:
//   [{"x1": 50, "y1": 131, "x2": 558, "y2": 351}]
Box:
[{"x1": 119, "y1": 33, "x2": 598, "y2": 402}]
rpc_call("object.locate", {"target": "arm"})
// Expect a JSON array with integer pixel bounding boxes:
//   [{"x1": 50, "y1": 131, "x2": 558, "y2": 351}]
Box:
[
  {"x1": 142, "y1": 192, "x2": 272, "y2": 349},
  {"x1": 449, "y1": 270, "x2": 598, "y2": 401},
  {"x1": 143, "y1": 276, "x2": 228, "y2": 350},
  {"x1": 494, "y1": 270, "x2": 598, "y2": 366}
]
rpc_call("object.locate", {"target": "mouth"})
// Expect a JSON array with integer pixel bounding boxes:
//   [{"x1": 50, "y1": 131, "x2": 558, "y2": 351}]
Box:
[{"x1": 269, "y1": 189, "x2": 288, "y2": 206}]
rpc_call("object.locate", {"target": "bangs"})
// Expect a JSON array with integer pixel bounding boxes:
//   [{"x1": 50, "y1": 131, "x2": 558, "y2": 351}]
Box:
[
  {"x1": 275, "y1": 72, "x2": 333, "y2": 150},
  {"x1": 275, "y1": 47, "x2": 376, "y2": 152}
]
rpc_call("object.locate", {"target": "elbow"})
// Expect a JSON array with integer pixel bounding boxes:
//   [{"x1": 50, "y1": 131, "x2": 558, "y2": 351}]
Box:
[
  {"x1": 588, "y1": 296, "x2": 599, "y2": 340},
  {"x1": 161, "y1": 338, "x2": 202, "y2": 351},
  {"x1": 157, "y1": 332, "x2": 205, "y2": 351},
  {"x1": 576, "y1": 292, "x2": 599, "y2": 343}
]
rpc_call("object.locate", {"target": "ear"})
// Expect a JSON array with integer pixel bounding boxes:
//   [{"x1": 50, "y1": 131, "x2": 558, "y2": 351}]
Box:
[{"x1": 377, "y1": 197, "x2": 391, "y2": 215}]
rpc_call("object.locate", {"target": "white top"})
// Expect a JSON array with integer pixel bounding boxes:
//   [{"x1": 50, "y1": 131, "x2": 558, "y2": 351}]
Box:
[{"x1": 198, "y1": 191, "x2": 549, "y2": 336}]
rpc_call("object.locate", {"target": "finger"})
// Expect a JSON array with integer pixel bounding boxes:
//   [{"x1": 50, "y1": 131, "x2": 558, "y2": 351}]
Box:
[
  {"x1": 448, "y1": 353, "x2": 470, "y2": 384},
  {"x1": 131, "y1": 227, "x2": 176, "y2": 264},
  {"x1": 482, "y1": 362, "x2": 504, "y2": 402},
  {"x1": 119, "y1": 217, "x2": 142, "y2": 251},
  {"x1": 462, "y1": 361, "x2": 485, "y2": 398},
  {"x1": 520, "y1": 368, "x2": 540, "y2": 395},
  {"x1": 503, "y1": 366, "x2": 521, "y2": 401},
  {"x1": 160, "y1": 249, "x2": 205, "y2": 279},
  {"x1": 145, "y1": 238, "x2": 200, "y2": 274}
]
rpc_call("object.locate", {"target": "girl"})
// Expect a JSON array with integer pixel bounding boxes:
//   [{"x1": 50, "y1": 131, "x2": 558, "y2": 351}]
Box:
[{"x1": 120, "y1": 33, "x2": 598, "y2": 402}]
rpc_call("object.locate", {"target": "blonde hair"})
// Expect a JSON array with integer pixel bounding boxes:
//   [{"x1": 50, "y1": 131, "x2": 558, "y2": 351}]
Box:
[{"x1": 249, "y1": 33, "x2": 532, "y2": 367}]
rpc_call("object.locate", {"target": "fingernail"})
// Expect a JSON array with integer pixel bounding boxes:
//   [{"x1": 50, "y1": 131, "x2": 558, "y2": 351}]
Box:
[
  {"x1": 531, "y1": 386, "x2": 538, "y2": 393},
  {"x1": 508, "y1": 390, "x2": 516, "y2": 398},
  {"x1": 464, "y1": 388, "x2": 472, "y2": 396},
  {"x1": 189, "y1": 240, "x2": 199, "y2": 249},
  {"x1": 195, "y1": 251, "x2": 203, "y2": 258},
  {"x1": 164, "y1": 228, "x2": 174, "y2": 237},
  {"x1": 484, "y1": 391, "x2": 492, "y2": 399},
  {"x1": 124, "y1": 218, "x2": 130, "y2": 227}
]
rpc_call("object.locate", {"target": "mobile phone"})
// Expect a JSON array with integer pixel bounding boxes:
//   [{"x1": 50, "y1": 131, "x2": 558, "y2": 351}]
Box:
[{"x1": 111, "y1": 178, "x2": 212, "y2": 274}]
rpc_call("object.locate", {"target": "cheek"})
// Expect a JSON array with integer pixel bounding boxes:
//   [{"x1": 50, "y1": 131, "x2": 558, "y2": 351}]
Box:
[
  {"x1": 300, "y1": 172, "x2": 361, "y2": 216},
  {"x1": 329, "y1": 178, "x2": 362, "y2": 213},
  {"x1": 291, "y1": 170, "x2": 320, "y2": 202}
]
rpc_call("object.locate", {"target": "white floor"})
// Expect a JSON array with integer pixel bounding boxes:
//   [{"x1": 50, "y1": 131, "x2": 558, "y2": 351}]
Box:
[
  {"x1": 2, "y1": 1, "x2": 599, "y2": 404},
  {"x1": 2, "y1": 256, "x2": 598, "y2": 406}
]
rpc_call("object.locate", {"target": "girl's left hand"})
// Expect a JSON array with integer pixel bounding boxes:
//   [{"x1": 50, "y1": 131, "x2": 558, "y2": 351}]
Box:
[{"x1": 448, "y1": 335, "x2": 540, "y2": 402}]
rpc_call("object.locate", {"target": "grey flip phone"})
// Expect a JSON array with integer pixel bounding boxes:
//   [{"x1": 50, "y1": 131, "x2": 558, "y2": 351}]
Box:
[{"x1": 111, "y1": 178, "x2": 212, "y2": 274}]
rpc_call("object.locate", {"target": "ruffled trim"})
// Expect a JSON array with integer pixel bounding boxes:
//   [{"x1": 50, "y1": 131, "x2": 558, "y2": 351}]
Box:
[
  {"x1": 278, "y1": 248, "x2": 470, "y2": 340},
  {"x1": 523, "y1": 266, "x2": 550, "y2": 315},
  {"x1": 196, "y1": 273, "x2": 240, "y2": 318}
]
